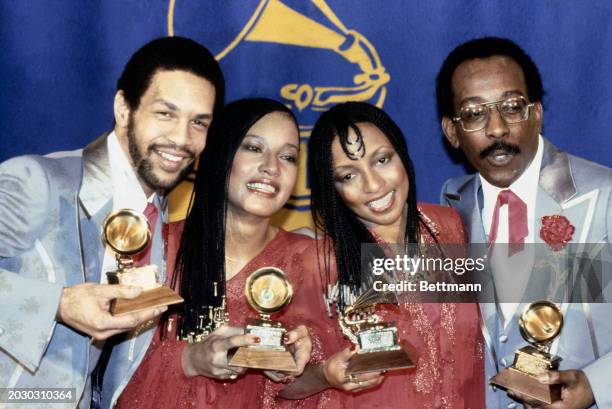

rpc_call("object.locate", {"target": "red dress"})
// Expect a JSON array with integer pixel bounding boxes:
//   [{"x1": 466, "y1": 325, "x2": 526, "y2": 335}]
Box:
[
  {"x1": 320, "y1": 203, "x2": 485, "y2": 409},
  {"x1": 118, "y1": 204, "x2": 484, "y2": 409},
  {"x1": 116, "y1": 227, "x2": 340, "y2": 409}
]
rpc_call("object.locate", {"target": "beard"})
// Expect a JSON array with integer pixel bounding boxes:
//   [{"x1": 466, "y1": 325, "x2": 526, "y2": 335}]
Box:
[{"x1": 127, "y1": 116, "x2": 195, "y2": 194}]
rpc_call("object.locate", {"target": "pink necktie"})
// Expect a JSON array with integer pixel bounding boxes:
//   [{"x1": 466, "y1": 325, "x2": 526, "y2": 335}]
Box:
[
  {"x1": 488, "y1": 190, "x2": 528, "y2": 256},
  {"x1": 133, "y1": 202, "x2": 158, "y2": 266}
]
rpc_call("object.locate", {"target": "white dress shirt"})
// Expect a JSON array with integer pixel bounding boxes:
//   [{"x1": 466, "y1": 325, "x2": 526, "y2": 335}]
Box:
[
  {"x1": 480, "y1": 135, "x2": 544, "y2": 324},
  {"x1": 100, "y1": 132, "x2": 157, "y2": 282}
]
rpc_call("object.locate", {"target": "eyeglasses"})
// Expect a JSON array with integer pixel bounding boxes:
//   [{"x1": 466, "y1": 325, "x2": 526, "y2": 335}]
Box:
[{"x1": 452, "y1": 96, "x2": 535, "y2": 132}]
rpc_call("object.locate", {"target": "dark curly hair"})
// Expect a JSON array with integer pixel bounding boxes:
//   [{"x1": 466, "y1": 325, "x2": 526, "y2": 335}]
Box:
[
  {"x1": 117, "y1": 36, "x2": 224, "y2": 114},
  {"x1": 436, "y1": 37, "x2": 544, "y2": 119}
]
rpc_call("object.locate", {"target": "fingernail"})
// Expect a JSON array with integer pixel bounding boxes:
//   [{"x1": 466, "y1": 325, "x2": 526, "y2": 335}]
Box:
[
  {"x1": 350, "y1": 344, "x2": 356, "y2": 351},
  {"x1": 380, "y1": 370, "x2": 387, "y2": 375},
  {"x1": 283, "y1": 335, "x2": 290, "y2": 343},
  {"x1": 253, "y1": 336, "x2": 261, "y2": 343}
]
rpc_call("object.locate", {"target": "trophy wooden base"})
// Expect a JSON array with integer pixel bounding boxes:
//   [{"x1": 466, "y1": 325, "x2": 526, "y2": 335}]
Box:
[
  {"x1": 346, "y1": 347, "x2": 415, "y2": 375},
  {"x1": 110, "y1": 286, "x2": 184, "y2": 316},
  {"x1": 229, "y1": 347, "x2": 298, "y2": 372},
  {"x1": 490, "y1": 368, "x2": 561, "y2": 404}
]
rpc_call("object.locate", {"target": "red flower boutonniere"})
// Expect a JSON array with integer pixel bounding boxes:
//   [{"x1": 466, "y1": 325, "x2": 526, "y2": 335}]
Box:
[{"x1": 540, "y1": 215, "x2": 575, "y2": 251}]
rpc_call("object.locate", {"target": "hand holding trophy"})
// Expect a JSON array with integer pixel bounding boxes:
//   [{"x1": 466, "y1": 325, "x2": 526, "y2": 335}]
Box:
[
  {"x1": 103, "y1": 209, "x2": 183, "y2": 315},
  {"x1": 229, "y1": 267, "x2": 298, "y2": 372},
  {"x1": 490, "y1": 300, "x2": 564, "y2": 404},
  {"x1": 339, "y1": 286, "x2": 414, "y2": 375}
]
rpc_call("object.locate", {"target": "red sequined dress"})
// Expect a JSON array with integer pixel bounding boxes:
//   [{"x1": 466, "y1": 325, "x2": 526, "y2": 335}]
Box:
[
  {"x1": 322, "y1": 203, "x2": 485, "y2": 409},
  {"x1": 116, "y1": 226, "x2": 340, "y2": 409}
]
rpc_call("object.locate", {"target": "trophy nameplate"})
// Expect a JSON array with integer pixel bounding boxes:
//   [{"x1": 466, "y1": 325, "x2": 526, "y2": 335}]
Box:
[
  {"x1": 228, "y1": 267, "x2": 298, "y2": 372},
  {"x1": 340, "y1": 287, "x2": 415, "y2": 375},
  {"x1": 490, "y1": 301, "x2": 564, "y2": 404},
  {"x1": 103, "y1": 209, "x2": 183, "y2": 315}
]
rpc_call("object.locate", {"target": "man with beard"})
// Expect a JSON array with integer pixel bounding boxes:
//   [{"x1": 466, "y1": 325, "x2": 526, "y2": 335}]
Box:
[
  {"x1": 438, "y1": 37, "x2": 611, "y2": 409},
  {"x1": 0, "y1": 36, "x2": 223, "y2": 408}
]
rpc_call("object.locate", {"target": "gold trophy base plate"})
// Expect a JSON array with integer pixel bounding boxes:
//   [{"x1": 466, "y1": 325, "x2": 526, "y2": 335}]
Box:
[
  {"x1": 347, "y1": 347, "x2": 415, "y2": 375},
  {"x1": 110, "y1": 286, "x2": 184, "y2": 316},
  {"x1": 229, "y1": 347, "x2": 298, "y2": 372},
  {"x1": 490, "y1": 369, "x2": 561, "y2": 404}
]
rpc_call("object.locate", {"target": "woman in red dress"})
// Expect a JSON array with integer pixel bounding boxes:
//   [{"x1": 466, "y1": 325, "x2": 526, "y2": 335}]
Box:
[
  {"x1": 116, "y1": 98, "x2": 336, "y2": 409},
  {"x1": 282, "y1": 102, "x2": 485, "y2": 408}
]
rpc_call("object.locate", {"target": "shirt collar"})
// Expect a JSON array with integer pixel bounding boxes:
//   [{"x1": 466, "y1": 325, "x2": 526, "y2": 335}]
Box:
[
  {"x1": 107, "y1": 131, "x2": 156, "y2": 212},
  {"x1": 480, "y1": 134, "x2": 544, "y2": 203}
]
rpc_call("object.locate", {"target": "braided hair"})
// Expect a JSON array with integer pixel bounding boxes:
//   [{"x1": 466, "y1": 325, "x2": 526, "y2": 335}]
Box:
[{"x1": 308, "y1": 102, "x2": 419, "y2": 310}]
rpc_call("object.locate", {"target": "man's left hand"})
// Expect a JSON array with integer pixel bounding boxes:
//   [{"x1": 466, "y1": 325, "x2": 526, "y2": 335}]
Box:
[
  {"x1": 264, "y1": 325, "x2": 312, "y2": 382},
  {"x1": 507, "y1": 370, "x2": 595, "y2": 409}
]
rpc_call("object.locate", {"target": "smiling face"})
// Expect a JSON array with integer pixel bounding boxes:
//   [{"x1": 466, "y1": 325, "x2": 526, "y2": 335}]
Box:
[
  {"x1": 227, "y1": 111, "x2": 299, "y2": 219},
  {"x1": 331, "y1": 122, "x2": 409, "y2": 229},
  {"x1": 115, "y1": 69, "x2": 216, "y2": 196},
  {"x1": 442, "y1": 56, "x2": 542, "y2": 187}
]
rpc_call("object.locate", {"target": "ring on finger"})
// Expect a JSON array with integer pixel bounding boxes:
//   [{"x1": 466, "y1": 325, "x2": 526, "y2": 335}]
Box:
[{"x1": 344, "y1": 374, "x2": 357, "y2": 383}]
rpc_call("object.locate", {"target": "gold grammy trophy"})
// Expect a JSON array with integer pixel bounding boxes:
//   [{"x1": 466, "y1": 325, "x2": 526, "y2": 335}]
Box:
[
  {"x1": 339, "y1": 287, "x2": 414, "y2": 375},
  {"x1": 229, "y1": 267, "x2": 298, "y2": 372},
  {"x1": 103, "y1": 209, "x2": 183, "y2": 316},
  {"x1": 490, "y1": 301, "x2": 564, "y2": 404}
]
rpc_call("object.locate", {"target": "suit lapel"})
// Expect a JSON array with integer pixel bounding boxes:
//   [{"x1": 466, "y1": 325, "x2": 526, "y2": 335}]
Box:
[
  {"x1": 531, "y1": 139, "x2": 599, "y2": 302},
  {"x1": 445, "y1": 177, "x2": 500, "y2": 365},
  {"x1": 77, "y1": 133, "x2": 114, "y2": 283},
  {"x1": 444, "y1": 175, "x2": 487, "y2": 243}
]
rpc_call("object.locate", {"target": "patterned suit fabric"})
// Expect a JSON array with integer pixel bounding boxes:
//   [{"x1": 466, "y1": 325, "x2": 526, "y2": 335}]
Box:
[
  {"x1": 441, "y1": 137, "x2": 612, "y2": 409},
  {"x1": 0, "y1": 133, "x2": 165, "y2": 408}
]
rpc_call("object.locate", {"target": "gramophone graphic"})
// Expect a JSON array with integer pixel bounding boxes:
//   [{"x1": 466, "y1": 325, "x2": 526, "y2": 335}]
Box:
[
  {"x1": 167, "y1": 0, "x2": 390, "y2": 230},
  {"x1": 170, "y1": 0, "x2": 389, "y2": 114},
  {"x1": 339, "y1": 285, "x2": 415, "y2": 375}
]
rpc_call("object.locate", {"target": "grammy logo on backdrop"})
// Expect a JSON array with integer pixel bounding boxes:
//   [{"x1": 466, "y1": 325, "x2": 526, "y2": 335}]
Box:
[{"x1": 167, "y1": 0, "x2": 390, "y2": 231}]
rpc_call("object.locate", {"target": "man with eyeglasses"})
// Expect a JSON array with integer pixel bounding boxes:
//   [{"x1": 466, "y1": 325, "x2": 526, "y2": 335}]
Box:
[{"x1": 438, "y1": 37, "x2": 611, "y2": 409}]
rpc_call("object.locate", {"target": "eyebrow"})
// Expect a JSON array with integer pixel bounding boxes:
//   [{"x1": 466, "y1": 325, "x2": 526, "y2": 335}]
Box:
[
  {"x1": 153, "y1": 99, "x2": 178, "y2": 111},
  {"x1": 459, "y1": 90, "x2": 525, "y2": 106},
  {"x1": 153, "y1": 99, "x2": 213, "y2": 120},
  {"x1": 333, "y1": 164, "x2": 354, "y2": 173},
  {"x1": 371, "y1": 145, "x2": 393, "y2": 156},
  {"x1": 244, "y1": 134, "x2": 299, "y2": 150}
]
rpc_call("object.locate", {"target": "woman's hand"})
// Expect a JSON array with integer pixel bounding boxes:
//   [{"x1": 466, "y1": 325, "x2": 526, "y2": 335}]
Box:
[
  {"x1": 181, "y1": 325, "x2": 259, "y2": 380},
  {"x1": 264, "y1": 324, "x2": 312, "y2": 382},
  {"x1": 322, "y1": 347, "x2": 385, "y2": 393}
]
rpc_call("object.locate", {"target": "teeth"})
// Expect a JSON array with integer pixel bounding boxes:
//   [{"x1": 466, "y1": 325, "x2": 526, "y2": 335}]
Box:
[
  {"x1": 158, "y1": 151, "x2": 182, "y2": 162},
  {"x1": 247, "y1": 182, "x2": 277, "y2": 194},
  {"x1": 368, "y1": 190, "x2": 394, "y2": 210}
]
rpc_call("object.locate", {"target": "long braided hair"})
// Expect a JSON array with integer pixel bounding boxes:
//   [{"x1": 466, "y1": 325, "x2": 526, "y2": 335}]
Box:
[
  {"x1": 172, "y1": 98, "x2": 297, "y2": 339},
  {"x1": 308, "y1": 102, "x2": 420, "y2": 311}
]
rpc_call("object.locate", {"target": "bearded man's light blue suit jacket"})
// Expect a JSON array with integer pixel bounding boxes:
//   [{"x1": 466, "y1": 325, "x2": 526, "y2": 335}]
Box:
[
  {"x1": 0, "y1": 134, "x2": 163, "y2": 408},
  {"x1": 441, "y1": 138, "x2": 612, "y2": 409}
]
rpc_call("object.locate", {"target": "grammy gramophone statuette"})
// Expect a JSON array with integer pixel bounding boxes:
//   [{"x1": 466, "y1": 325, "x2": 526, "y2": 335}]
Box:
[
  {"x1": 228, "y1": 267, "x2": 298, "y2": 372},
  {"x1": 490, "y1": 301, "x2": 564, "y2": 404},
  {"x1": 103, "y1": 209, "x2": 183, "y2": 316},
  {"x1": 339, "y1": 287, "x2": 414, "y2": 375}
]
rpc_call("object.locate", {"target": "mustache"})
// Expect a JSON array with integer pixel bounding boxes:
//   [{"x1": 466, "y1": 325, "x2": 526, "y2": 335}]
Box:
[
  {"x1": 479, "y1": 141, "x2": 521, "y2": 159},
  {"x1": 148, "y1": 143, "x2": 196, "y2": 158}
]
